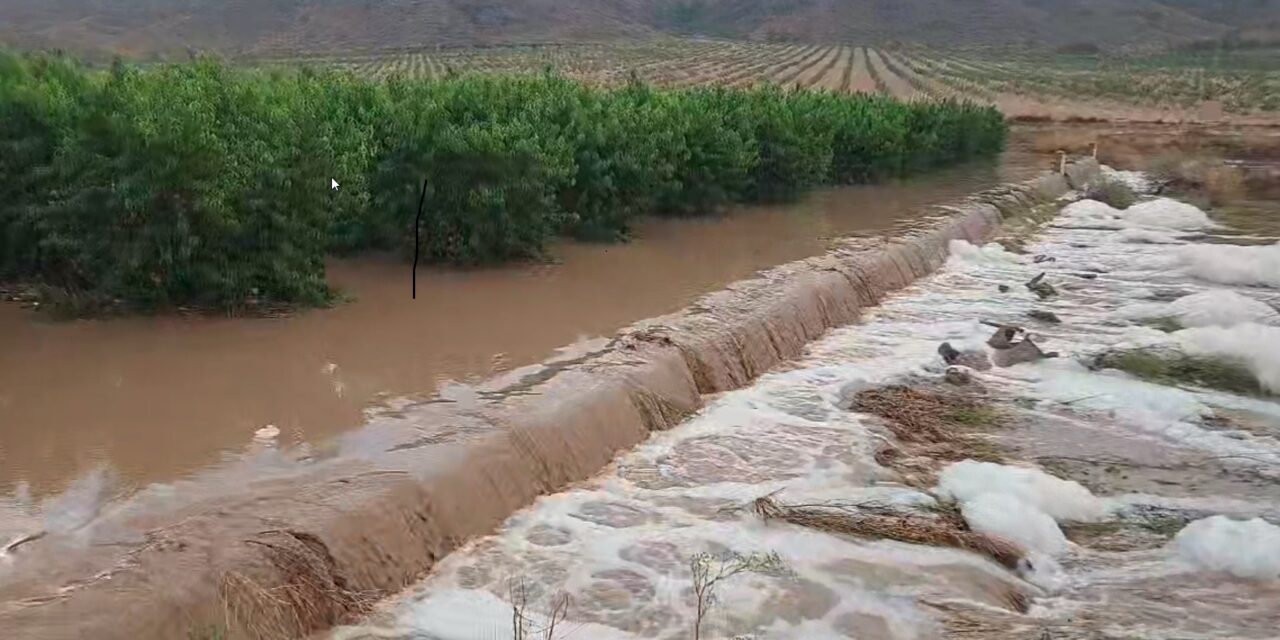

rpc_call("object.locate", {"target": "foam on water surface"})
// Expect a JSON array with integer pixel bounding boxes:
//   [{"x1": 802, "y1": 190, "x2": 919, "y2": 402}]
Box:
[
  {"x1": 1171, "y1": 516, "x2": 1280, "y2": 580},
  {"x1": 1058, "y1": 197, "x2": 1214, "y2": 232},
  {"x1": 1176, "y1": 323, "x2": 1280, "y2": 394},
  {"x1": 1117, "y1": 289, "x2": 1279, "y2": 328},
  {"x1": 1173, "y1": 242, "x2": 1280, "y2": 288},
  {"x1": 335, "y1": 183, "x2": 1280, "y2": 639}
]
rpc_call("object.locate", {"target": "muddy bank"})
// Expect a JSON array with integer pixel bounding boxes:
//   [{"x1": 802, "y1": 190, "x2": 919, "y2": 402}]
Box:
[
  {"x1": 1015, "y1": 121, "x2": 1280, "y2": 165},
  {"x1": 0, "y1": 165, "x2": 1091, "y2": 639}
]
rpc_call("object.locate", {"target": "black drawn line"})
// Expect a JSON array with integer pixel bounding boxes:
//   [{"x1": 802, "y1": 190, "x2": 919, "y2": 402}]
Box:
[{"x1": 413, "y1": 178, "x2": 427, "y2": 299}]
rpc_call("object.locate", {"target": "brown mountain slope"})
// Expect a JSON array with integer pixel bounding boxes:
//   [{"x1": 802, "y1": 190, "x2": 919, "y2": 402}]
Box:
[
  {"x1": 656, "y1": 0, "x2": 1232, "y2": 47},
  {"x1": 0, "y1": 0, "x2": 1264, "y2": 57},
  {"x1": 0, "y1": 0, "x2": 654, "y2": 57},
  {"x1": 258, "y1": 0, "x2": 654, "y2": 53}
]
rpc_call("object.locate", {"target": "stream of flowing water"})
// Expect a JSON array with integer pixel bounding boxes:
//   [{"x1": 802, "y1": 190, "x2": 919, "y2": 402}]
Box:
[{"x1": 332, "y1": 172, "x2": 1280, "y2": 639}]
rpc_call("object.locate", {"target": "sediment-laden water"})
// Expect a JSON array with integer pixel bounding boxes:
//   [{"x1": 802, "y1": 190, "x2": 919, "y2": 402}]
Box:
[
  {"x1": 0, "y1": 159, "x2": 1066, "y2": 639},
  {"x1": 333, "y1": 172, "x2": 1280, "y2": 639},
  {"x1": 0, "y1": 156, "x2": 1038, "y2": 497}
]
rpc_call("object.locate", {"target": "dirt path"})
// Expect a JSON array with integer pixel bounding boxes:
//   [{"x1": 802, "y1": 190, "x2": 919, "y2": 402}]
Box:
[
  {"x1": 846, "y1": 47, "x2": 878, "y2": 94},
  {"x1": 866, "y1": 48, "x2": 921, "y2": 100}
]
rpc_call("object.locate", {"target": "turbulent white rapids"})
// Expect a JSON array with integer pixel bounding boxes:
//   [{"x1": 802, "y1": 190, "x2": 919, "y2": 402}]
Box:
[{"x1": 335, "y1": 174, "x2": 1280, "y2": 639}]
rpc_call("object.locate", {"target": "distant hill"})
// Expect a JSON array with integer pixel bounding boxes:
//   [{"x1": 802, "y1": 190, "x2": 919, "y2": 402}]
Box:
[{"x1": 0, "y1": 0, "x2": 1274, "y2": 58}]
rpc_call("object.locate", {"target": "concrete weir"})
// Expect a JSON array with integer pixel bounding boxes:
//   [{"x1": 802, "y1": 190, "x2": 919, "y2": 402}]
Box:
[{"x1": 0, "y1": 162, "x2": 1096, "y2": 639}]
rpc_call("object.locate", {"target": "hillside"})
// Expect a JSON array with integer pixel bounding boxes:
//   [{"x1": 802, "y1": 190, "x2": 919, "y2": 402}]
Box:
[
  {"x1": 0, "y1": 0, "x2": 1274, "y2": 57},
  {"x1": 654, "y1": 0, "x2": 1232, "y2": 48}
]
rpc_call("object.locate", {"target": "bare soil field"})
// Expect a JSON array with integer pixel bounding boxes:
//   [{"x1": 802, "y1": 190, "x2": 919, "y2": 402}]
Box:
[{"x1": 262, "y1": 40, "x2": 1279, "y2": 125}]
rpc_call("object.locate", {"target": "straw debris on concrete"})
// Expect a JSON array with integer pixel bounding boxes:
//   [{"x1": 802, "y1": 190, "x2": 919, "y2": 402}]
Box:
[
  {"x1": 751, "y1": 496, "x2": 1026, "y2": 576},
  {"x1": 219, "y1": 530, "x2": 377, "y2": 640},
  {"x1": 852, "y1": 385, "x2": 1010, "y2": 485}
]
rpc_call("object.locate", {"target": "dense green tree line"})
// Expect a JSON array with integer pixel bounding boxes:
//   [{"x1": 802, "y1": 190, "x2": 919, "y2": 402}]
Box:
[{"x1": 0, "y1": 52, "x2": 1005, "y2": 311}]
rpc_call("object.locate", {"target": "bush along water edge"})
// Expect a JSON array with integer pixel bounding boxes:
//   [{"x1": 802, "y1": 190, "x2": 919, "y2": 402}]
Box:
[{"x1": 0, "y1": 52, "x2": 1007, "y2": 314}]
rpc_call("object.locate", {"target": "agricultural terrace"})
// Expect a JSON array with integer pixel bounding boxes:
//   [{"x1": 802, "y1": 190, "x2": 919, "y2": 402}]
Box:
[{"x1": 261, "y1": 39, "x2": 1280, "y2": 121}]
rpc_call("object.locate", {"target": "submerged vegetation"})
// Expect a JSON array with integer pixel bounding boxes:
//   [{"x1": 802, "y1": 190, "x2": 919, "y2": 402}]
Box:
[
  {"x1": 1094, "y1": 348, "x2": 1262, "y2": 395},
  {"x1": 1085, "y1": 176, "x2": 1138, "y2": 209},
  {"x1": 0, "y1": 50, "x2": 1006, "y2": 311}
]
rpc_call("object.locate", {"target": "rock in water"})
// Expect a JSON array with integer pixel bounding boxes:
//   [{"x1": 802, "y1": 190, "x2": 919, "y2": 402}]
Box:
[
  {"x1": 987, "y1": 326, "x2": 1058, "y2": 367},
  {"x1": 938, "y1": 341, "x2": 992, "y2": 370},
  {"x1": 944, "y1": 367, "x2": 973, "y2": 385},
  {"x1": 1026, "y1": 272, "x2": 1057, "y2": 300},
  {"x1": 1028, "y1": 310, "x2": 1062, "y2": 324}
]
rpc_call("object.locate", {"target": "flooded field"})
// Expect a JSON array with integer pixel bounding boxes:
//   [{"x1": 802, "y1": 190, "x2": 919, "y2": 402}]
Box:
[
  {"x1": 0, "y1": 154, "x2": 1040, "y2": 496},
  {"x1": 331, "y1": 171, "x2": 1280, "y2": 638}
]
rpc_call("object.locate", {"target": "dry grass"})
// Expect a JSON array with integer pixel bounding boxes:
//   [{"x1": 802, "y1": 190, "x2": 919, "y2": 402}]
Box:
[
  {"x1": 688, "y1": 550, "x2": 792, "y2": 639},
  {"x1": 510, "y1": 579, "x2": 571, "y2": 640},
  {"x1": 853, "y1": 385, "x2": 1000, "y2": 443},
  {"x1": 219, "y1": 530, "x2": 378, "y2": 640},
  {"x1": 751, "y1": 496, "x2": 1026, "y2": 586},
  {"x1": 853, "y1": 385, "x2": 1008, "y2": 485}
]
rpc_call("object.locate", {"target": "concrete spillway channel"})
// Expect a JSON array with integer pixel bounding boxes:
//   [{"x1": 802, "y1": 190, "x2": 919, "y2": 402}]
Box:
[{"x1": 0, "y1": 163, "x2": 1099, "y2": 639}]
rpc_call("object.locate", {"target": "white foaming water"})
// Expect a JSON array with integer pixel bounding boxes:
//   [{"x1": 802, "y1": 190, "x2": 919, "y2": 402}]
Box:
[
  {"x1": 336, "y1": 186, "x2": 1280, "y2": 639},
  {"x1": 946, "y1": 238, "x2": 1021, "y2": 264},
  {"x1": 1058, "y1": 197, "x2": 1215, "y2": 232},
  {"x1": 1099, "y1": 166, "x2": 1153, "y2": 194},
  {"x1": 1173, "y1": 242, "x2": 1280, "y2": 288},
  {"x1": 957, "y1": 491, "x2": 1067, "y2": 555},
  {"x1": 1172, "y1": 516, "x2": 1280, "y2": 580},
  {"x1": 1122, "y1": 198, "x2": 1216, "y2": 230},
  {"x1": 1177, "y1": 323, "x2": 1280, "y2": 394},
  {"x1": 937, "y1": 460, "x2": 1108, "y2": 526},
  {"x1": 1118, "y1": 289, "x2": 1279, "y2": 328},
  {"x1": 935, "y1": 460, "x2": 1107, "y2": 585},
  {"x1": 1118, "y1": 227, "x2": 1178, "y2": 244}
]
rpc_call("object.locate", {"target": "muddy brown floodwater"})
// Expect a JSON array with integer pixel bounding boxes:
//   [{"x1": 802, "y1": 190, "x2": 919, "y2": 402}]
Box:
[{"x1": 0, "y1": 153, "x2": 1041, "y2": 497}]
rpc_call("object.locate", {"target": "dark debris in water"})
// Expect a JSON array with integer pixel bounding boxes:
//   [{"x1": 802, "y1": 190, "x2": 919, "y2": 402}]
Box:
[
  {"x1": 1025, "y1": 272, "x2": 1057, "y2": 300},
  {"x1": 1027, "y1": 310, "x2": 1062, "y2": 324}
]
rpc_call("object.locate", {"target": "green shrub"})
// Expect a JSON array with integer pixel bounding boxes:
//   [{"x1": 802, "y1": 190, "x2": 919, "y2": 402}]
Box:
[
  {"x1": 372, "y1": 97, "x2": 572, "y2": 263},
  {"x1": 649, "y1": 87, "x2": 757, "y2": 216},
  {"x1": 0, "y1": 50, "x2": 1007, "y2": 312},
  {"x1": 3, "y1": 57, "x2": 338, "y2": 307},
  {"x1": 0, "y1": 53, "x2": 94, "y2": 283},
  {"x1": 741, "y1": 87, "x2": 834, "y2": 201}
]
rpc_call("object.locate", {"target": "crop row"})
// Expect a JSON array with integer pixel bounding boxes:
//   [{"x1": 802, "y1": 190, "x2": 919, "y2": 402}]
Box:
[{"x1": 902, "y1": 45, "x2": 1280, "y2": 114}]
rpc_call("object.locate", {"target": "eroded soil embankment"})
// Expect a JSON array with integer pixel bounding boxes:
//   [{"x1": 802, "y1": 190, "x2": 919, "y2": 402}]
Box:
[{"x1": 0, "y1": 164, "x2": 1093, "y2": 639}]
